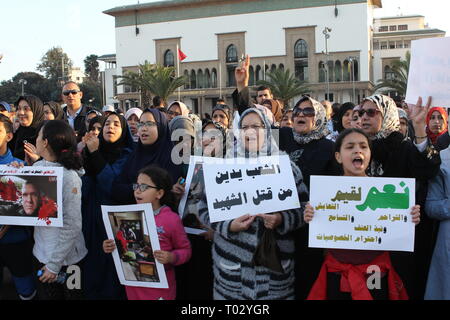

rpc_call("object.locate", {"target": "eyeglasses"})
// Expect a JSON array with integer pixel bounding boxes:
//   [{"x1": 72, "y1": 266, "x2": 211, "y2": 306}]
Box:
[
  {"x1": 137, "y1": 121, "x2": 157, "y2": 129},
  {"x1": 167, "y1": 110, "x2": 181, "y2": 117},
  {"x1": 132, "y1": 183, "x2": 159, "y2": 192},
  {"x1": 357, "y1": 109, "x2": 381, "y2": 118},
  {"x1": 293, "y1": 107, "x2": 315, "y2": 118},
  {"x1": 241, "y1": 124, "x2": 265, "y2": 131},
  {"x1": 63, "y1": 90, "x2": 80, "y2": 96}
]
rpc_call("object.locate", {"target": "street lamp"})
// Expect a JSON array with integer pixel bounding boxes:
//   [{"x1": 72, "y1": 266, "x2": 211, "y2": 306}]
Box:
[
  {"x1": 323, "y1": 27, "x2": 332, "y2": 101},
  {"x1": 18, "y1": 79, "x2": 27, "y2": 96}
]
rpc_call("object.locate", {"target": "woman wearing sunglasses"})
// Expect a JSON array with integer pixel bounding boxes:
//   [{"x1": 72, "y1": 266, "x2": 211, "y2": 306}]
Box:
[
  {"x1": 359, "y1": 94, "x2": 441, "y2": 300},
  {"x1": 112, "y1": 108, "x2": 183, "y2": 205},
  {"x1": 81, "y1": 112, "x2": 134, "y2": 300}
]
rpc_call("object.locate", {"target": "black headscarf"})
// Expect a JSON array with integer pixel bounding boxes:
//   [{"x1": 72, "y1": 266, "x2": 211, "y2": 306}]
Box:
[
  {"x1": 44, "y1": 101, "x2": 64, "y2": 120},
  {"x1": 334, "y1": 102, "x2": 355, "y2": 133},
  {"x1": 13, "y1": 95, "x2": 46, "y2": 160},
  {"x1": 121, "y1": 108, "x2": 181, "y2": 184},
  {"x1": 88, "y1": 116, "x2": 105, "y2": 133},
  {"x1": 83, "y1": 112, "x2": 134, "y2": 176}
]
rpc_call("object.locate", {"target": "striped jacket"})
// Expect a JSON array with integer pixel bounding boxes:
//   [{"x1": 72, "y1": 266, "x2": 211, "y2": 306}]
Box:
[{"x1": 199, "y1": 161, "x2": 308, "y2": 300}]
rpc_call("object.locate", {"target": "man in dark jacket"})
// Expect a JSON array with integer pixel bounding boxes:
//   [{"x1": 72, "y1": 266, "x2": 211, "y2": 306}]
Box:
[{"x1": 61, "y1": 81, "x2": 92, "y2": 142}]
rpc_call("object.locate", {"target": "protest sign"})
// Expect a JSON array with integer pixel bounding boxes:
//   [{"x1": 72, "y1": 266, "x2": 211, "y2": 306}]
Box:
[
  {"x1": 405, "y1": 37, "x2": 450, "y2": 107},
  {"x1": 202, "y1": 155, "x2": 300, "y2": 223},
  {"x1": 178, "y1": 156, "x2": 223, "y2": 235},
  {"x1": 0, "y1": 166, "x2": 63, "y2": 227},
  {"x1": 309, "y1": 176, "x2": 415, "y2": 252},
  {"x1": 102, "y1": 204, "x2": 168, "y2": 289}
]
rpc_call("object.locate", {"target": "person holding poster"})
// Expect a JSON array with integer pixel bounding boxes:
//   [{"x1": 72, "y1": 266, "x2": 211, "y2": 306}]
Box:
[
  {"x1": 198, "y1": 108, "x2": 308, "y2": 300},
  {"x1": 26, "y1": 120, "x2": 88, "y2": 300},
  {"x1": 81, "y1": 112, "x2": 134, "y2": 300},
  {"x1": 359, "y1": 94, "x2": 441, "y2": 299},
  {"x1": 103, "y1": 166, "x2": 191, "y2": 300},
  {"x1": 0, "y1": 114, "x2": 36, "y2": 300},
  {"x1": 304, "y1": 128, "x2": 421, "y2": 300}
]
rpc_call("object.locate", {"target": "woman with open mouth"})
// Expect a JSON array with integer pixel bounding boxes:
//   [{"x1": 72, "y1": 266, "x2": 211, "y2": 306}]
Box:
[
  {"x1": 112, "y1": 108, "x2": 183, "y2": 205},
  {"x1": 81, "y1": 112, "x2": 134, "y2": 300}
]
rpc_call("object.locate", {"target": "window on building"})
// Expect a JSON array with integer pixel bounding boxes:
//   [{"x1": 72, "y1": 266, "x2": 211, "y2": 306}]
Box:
[
  {"x1": 318, "y1": 62, "x2": 326, "y2": 83},
  {"x1": 380, "y1": 41, "x2": 388, "y2": 50},
  {"x1": 294, "y1": 39, "x2": 308, "y2": 81},
  {"x1": 205, "y1": 69, "x2": 211, "y2": 88},
  {"x1": 389, "y1": 25, "x2": 397, "y2": 31},
  {"x1": 327, "y1": 61, "x2": 334, "y2": 82},
  {"x1": 271, "y1": 64, "x2": 277, "y2": 73},
  {"x1": 352, "y1": 60, "x2": 359, "y2": 81},
  {"x1": 211, "y1": 68, "x2": 218, "y2": 88},
  {"x1": 279, "y1": 64, "x2": 284, "y2": 71},
  {"x1": 389, "y1": 42, "x2": 396, "y2": 49},
  {"x1": 197, "y1": 69, "x2": 204, "y2": 89},
  {"x1": 190, "y1": 70, "x2": 197, "y2": 88},
  {"x1": 396, "y1": 41, "x2": 404, "y2": 49},
  {"x1": 113, "y1": 76, "x2": 118, "y2": 96},
  {"x1": 378, "y1": 26, "x2": 389, "y2": 32},
  {"x1": 226, "y1": 44, "x2": 238, "y2": 87},
  {"x1": 226, "y1": 44, "x2": 238, "y2": 63},
  {"x1": 398, "y1": 25, "x2": 408, "y2": 31},
  {"x1": 325, "y1": 93, "x2": 334, "y2": 102},
  {"x1": 404, "y1": 40, "x2": 411, "y2": 48},
  {"x1": 385, "y1": 66, "x2": 396, "y2": 80},
  {"x1": 249, "y1": 66, "x2": 255, "y2": 86},
  {"x1": 164, "y1": 50, "x2": 175, "y2": 67},
  {"x1": 335, "y1": 60, "x2": 342, "y2": 82},
  {"x1": 343, "y1": 60, "x2": 350, "y2": 81},
  {"x1": 184, "y1": 70, "x2": 190, "y2": 89},
  {"x1": 374, "y1": 41, "x2": 380, "y2": 50},
  {"x1": 255, "y1": 65, "x2": 262, "y2": 82}
]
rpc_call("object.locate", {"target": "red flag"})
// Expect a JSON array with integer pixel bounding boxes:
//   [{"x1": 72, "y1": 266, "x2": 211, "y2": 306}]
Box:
[{"x1": 178, "y1": 49, "x2": 187, "y2": 61}]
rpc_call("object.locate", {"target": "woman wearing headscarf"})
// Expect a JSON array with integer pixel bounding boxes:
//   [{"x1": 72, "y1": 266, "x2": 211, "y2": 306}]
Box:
[
  {"x1": 212, "y1": 104, "x2": 233, "y2": 129},
  {"x1": 359, "y1": 94, "x2": 441, "y2": 300},
  {"x1": 77, "y1": 116, "x2": 105, "y2": 153},
  {"x1": 327, "y1": 102, "x2": 355, "y2": 141},
  {"x1": 43, "y1": 101, "x2": 64, "y2": 120},
  {"x1": 124, "y1": 107, "x2": 143, "y2": 143},
  {"x1": 81, "y1": 112, "x2": 134, "y2": 300},
  {"x1": 198, "y1": 108, "x2": 308, "y2": 300},
  {"x1": 167, "y1": 101, "x2": 190, "y2": 121},
  {"x1": 168, "y1": 115, "x2": 196, "y2": 177},
  {"x1": 11, "y1": 95, "x2": 45, "y2": 160},
  {"x1": 426, "y1": 107, "x2": 448, "y2": 146},
  {"x1": 112, "y1": 108, "x2": 183, "y2": 205}
]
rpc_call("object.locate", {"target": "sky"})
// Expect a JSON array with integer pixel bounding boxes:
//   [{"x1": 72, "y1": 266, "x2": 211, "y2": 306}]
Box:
[{"x1": 1, "y1": 0, "x2": 449, "y2": 82}]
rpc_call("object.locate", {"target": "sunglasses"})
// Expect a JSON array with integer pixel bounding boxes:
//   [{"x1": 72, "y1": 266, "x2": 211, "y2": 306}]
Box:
[
  {"x1": 63, "y1": 90, "x2": 80, "y2": 96},
  {"x1": 167, "y1": 110, "x2": 181, "y2": 117},
  {"x1": 132, "y1": 183, "x2": 159, "y2": 192},
  {"x1": 293, "y1": 107, "x2": 315, "y2": 118},
  {"x1": 357, "y1": 109, "x2": 381, "y2": 118}
]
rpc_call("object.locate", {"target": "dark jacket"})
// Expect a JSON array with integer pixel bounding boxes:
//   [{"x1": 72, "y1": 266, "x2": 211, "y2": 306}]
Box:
[
  {"x1": 81, "y1": 144, "x2": 133, "y2": 300},
  {"x1": 62, "y1": 105, "x2": 92, "y2": 142}
]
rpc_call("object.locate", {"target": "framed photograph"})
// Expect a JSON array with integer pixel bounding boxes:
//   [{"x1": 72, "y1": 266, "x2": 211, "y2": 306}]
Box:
[
  {"x1": 102, "y1": 204, "x2": 168, "y2": 289},
  {"x1": 0, "y1": 166, "x2": 63, "y2": 227}
]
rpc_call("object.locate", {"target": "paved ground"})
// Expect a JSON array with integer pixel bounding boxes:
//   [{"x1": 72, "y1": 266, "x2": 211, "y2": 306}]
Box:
[{"x1": 0, "y1": 267, "x2": 19, "y2": 300}]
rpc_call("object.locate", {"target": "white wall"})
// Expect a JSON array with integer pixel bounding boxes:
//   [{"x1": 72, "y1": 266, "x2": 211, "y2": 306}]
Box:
[
  {"x1": 373, "y1": 48, "x2": 406, "y2": 83},
  {"x1": 114, "y1": 2, "x2": 371, "y2": 92},
  {"x1": 104, "y1": 67, "x2": 118, "y2": 106}
]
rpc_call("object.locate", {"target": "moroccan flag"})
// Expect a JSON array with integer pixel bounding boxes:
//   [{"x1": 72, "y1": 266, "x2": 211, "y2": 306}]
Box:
[{"x1": 178, "y1": 49, "x2": 187, "y2": 61}]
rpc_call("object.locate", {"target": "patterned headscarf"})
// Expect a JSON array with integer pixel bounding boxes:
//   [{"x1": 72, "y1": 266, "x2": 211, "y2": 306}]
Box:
[
  {"x1": 292, "y1": 96, "x2": 330, "y2": 144},
  {"x1": 362, "y1": 94, "x2": 400, "y2": 140},
  {"x1": 426, "y1": 107, "x2": 448, "y2": 145}
]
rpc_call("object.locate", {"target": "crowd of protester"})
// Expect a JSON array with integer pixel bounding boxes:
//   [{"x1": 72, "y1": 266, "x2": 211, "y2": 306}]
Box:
[{"x1": 0, "y1": 54, "x2": 449, "y2": 300}]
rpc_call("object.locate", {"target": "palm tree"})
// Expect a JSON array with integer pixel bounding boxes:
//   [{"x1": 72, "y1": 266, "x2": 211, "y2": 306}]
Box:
[
  {"x1": 256, "y1": 68, "x2": 310, "y2": 108},
  {"x1": 118, "y1": 61, "x2": 187, "y2": 108},
  {"x1": 374, "y1": 51, "x2": 410, "y2": 96}
]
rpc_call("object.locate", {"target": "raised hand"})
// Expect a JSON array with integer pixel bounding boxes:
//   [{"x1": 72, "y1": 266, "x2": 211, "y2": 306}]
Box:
[
  {"x1": 408, "y1": 96, "x2": 432, "y2": 141},
  {"x1": 85, "y1": 131, "x2": 100, "y2": 153},
  {"x1": 235, "y1": 54, "x2": 250, "y2": 91}
]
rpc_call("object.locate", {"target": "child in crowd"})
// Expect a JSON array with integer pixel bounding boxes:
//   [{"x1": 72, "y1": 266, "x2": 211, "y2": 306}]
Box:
[
  {"x1": 103, "y1": 165, "x2": 191, "y2": 300},
  {"x1": 12, "y1": 120, "x2": 88, "y2": 300},
  {"x1": 304, "y1": 128, "x2": 421, "y2": 300},
  {"x1": 0, "y1": 114, "x2": 36, "y2": 300}
]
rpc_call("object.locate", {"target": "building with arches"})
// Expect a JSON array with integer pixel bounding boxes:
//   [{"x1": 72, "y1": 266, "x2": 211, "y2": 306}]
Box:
[{"x1": 102, "y1": 0, "x2": 386, "y2": 113}]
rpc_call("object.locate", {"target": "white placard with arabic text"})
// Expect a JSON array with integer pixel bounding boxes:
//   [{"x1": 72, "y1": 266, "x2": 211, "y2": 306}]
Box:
[
  {"x1": 202, "y1": 155, "x2": 300, "y2": 223},
  {"x1": 309, "y1": 176, "x2": 415, "y2": 252}
]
